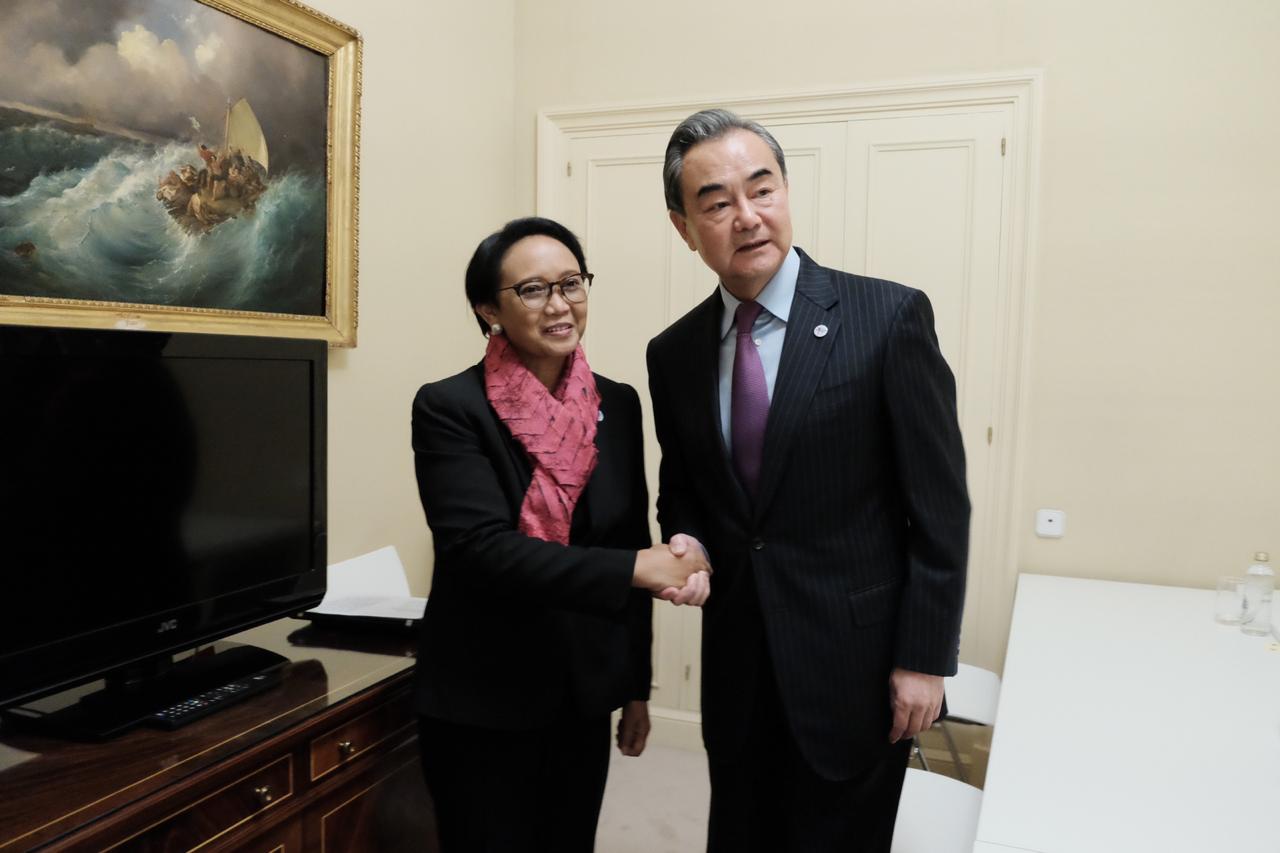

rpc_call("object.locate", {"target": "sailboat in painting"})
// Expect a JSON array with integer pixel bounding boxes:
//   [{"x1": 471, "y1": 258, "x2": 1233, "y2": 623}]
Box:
[{"x1": 156, "y1": 99, "x2": 270, "y2": 234}]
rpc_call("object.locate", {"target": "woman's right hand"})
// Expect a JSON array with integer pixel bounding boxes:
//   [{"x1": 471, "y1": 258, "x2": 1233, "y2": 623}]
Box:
[
  {"x1": 659, "y1": 533, "x2": 711, "y2": 606},
  {"x1": 632, "y1": 535, "x2": 711, "y2": 594}
]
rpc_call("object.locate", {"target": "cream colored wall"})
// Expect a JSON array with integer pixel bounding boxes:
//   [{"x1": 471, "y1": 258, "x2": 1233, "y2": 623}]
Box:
[
  {"x1": 513, "y1": 1, "x2": 1279, "y2": 609},
  {"x1": 310, "y1": 0, "x2": 515, "y2": 593}
]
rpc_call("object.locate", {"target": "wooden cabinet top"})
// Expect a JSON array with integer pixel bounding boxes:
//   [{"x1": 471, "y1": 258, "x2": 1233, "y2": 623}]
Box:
[{"x1": 0, "y1": 618, "x2": 417, "y2": 851}]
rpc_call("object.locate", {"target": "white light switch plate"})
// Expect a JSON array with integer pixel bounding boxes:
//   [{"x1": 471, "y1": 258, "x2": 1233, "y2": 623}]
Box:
[{"x1": 1035, "y1": 509, "x2": 1066, "y2": 538}]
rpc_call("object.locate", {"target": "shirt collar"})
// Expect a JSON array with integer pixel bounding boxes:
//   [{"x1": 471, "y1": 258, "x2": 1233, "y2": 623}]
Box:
[{"x1": 718, "y1": 247, "x2": 800, "y2": 339}]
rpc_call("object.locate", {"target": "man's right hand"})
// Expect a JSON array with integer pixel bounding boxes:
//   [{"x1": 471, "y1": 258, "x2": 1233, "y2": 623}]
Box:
[
  {"x1": 659, "y1": 569, "x2": 711, "y2": 606},
  {"x1": 633, "y1": 534, "x2": 711, "y2": 600}
]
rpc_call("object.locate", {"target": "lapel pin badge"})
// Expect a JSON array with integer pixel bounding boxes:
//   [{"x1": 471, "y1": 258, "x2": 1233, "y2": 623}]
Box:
[{"x1": 814, "y1": 324, "x2": 829, "y2": 338}]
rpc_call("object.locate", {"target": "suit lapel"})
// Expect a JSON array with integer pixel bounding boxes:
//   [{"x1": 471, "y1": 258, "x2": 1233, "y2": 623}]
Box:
[
  {"x1": 754, "y1": 251, "x2": 840, "y2": 520},
  {"x1": 686, "y1": 290, "x2": 753, "y2": 521}
]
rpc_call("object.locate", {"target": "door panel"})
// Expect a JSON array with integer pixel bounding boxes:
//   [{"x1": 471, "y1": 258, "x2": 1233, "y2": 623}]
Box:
[
  {"x1": 567, "y1": 133, "x2": 694, "y2": 710},
  {"x1": 844, "y1": 112, "x2": 1009, "y2": 659}
]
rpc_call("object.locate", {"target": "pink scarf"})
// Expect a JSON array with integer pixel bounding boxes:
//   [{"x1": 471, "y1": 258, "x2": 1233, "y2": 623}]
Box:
[{"x1": 483, "y1": 334, "x2": 600, "y2": 545}]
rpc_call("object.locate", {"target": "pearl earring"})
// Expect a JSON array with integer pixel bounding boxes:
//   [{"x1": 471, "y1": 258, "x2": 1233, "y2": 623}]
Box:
[{"x1": 490, "y1": 323, "x2": 503, "y2": 336}]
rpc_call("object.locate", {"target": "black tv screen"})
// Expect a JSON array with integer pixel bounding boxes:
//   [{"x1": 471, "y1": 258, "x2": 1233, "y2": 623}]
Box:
[{"x1": 0, "y1": 326, "x2": 326, "y2": 713}]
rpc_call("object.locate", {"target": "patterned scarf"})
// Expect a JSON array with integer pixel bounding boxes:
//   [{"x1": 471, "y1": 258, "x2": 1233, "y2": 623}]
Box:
[{"x1": 483, "y1": 333, "x2": 600, "y2": 545}]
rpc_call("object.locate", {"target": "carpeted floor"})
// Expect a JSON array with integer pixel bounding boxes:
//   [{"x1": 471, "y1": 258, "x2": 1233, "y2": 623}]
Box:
[
  {"x1": 596, "y1": 743, "x2": 710, "y2": 853},
  {"x1": 595, "y1": 722, "x2": 991, "y2": 851}
]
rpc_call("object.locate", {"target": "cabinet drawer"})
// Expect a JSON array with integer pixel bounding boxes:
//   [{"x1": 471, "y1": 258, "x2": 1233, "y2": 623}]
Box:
[
  {"x1": 108, "y1": 755, "x2": 293, "y2": 851},
  {"x1": 309, "y1": 698, "x2": 413, "y2": 781}
]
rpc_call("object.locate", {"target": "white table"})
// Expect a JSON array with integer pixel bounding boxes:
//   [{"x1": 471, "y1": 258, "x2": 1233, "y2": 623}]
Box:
[{"x1": 974, "y1": 574, "x2": 1280, "y2": 853}]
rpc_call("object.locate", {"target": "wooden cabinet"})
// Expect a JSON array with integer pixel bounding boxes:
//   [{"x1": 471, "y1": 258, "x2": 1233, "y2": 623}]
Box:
[
  {"x1": 0, "y1": 620, "x2": 437, "y2": 852},
  {"x1": 304, "y1": 756, "x2": 426, "y2": 853}
]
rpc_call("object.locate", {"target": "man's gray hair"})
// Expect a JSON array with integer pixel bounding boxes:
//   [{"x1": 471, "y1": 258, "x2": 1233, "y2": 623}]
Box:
[{"x1": 663, "y1": 108, "x2": 788, "y2": 215}]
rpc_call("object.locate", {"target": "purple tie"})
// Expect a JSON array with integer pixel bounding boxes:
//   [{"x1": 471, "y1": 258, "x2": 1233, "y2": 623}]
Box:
[{"x1": 731, "y1": 300, "x2": 769, "y2": 498}]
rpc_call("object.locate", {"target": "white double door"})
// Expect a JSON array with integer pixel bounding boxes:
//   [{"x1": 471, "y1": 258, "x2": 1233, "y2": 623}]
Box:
[{"x1": 545, "y1": 103, "x2": 1016, "y2": 740}]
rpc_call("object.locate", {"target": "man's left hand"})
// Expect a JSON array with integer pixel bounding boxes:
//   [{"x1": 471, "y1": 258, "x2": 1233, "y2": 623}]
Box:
[{"x1": 888, "y1": 668, "x2": 944, "y2": 743}]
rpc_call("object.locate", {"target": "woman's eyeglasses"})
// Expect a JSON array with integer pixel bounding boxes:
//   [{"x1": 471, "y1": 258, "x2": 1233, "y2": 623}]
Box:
[{"x1": 498, "y1": 273, "x2": 593, "y2": 310}]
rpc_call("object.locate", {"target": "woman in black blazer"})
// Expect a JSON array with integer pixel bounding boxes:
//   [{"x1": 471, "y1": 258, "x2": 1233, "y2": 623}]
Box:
[{"x1": 411, "y1": 217, "x2": 709, "y2": 852}]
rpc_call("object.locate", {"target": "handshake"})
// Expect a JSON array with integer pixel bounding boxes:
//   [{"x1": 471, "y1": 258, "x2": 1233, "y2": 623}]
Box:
[{"x1": 633, "y1": 533, "x2": 712, "y2": 607}]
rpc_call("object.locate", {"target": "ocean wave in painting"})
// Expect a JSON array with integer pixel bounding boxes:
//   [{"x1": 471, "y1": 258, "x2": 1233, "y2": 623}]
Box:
[{"x1": 0, "y1": 111, "x2": 326, "y2": 316}]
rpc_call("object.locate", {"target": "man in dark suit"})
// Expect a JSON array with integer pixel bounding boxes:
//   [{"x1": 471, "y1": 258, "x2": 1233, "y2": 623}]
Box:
[{"x1": 646, "y1": 109, "x2": 970, "y2": 852}]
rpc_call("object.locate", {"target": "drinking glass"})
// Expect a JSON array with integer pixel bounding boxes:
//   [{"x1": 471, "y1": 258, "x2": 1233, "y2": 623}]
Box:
[{"x1": 1214, "y1": 576, "x2": 1247, "y2": 624}]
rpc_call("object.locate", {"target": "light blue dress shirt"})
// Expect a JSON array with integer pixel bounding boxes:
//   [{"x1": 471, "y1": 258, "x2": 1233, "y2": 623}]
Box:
[{"x1": 718, "y1": 247, "x2": 800, "y2": 452}]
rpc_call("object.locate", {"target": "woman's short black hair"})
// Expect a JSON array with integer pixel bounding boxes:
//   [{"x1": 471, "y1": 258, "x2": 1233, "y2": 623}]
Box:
[{"x1": 465, "y1": 217, "x2": 589, "y2": 336}]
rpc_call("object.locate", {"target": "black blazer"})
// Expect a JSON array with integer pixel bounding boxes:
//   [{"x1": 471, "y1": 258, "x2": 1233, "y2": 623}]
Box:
[
  {"x1": 646, "y1": 249, "x2": 969, "y2": 780},
  {"x1": 410, "y1": 363, "x2": 652, "y2": 730}
]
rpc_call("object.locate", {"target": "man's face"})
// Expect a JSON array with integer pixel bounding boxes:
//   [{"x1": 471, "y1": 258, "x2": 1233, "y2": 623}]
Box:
[{"x1": 669, "y1": 129, "x2": 792, "y2": 301}]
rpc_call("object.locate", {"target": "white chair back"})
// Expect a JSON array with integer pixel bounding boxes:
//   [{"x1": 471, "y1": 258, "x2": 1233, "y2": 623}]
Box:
[{"x1": 944, "y1": 662, "x2": 1001, "y2": 726}]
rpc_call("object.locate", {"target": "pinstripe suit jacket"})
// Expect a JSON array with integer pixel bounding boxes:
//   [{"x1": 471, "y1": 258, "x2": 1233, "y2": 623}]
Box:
[{"x1": 646, "y1": 248, "x2": 969, "y2": 780}]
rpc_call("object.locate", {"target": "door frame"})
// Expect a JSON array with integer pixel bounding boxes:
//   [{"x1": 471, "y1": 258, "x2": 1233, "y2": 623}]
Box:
[{"x1": 537, "y1": 71, "x2": 1043, "y2": 675}]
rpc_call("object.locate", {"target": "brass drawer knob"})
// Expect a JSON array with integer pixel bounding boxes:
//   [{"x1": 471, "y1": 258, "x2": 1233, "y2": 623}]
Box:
[
  {"x1": 338, "y1": 740, "x2": 356, "y2": 758},
  {"x1": 253, "y1": 785, "x2": 274, "y2": 806}
]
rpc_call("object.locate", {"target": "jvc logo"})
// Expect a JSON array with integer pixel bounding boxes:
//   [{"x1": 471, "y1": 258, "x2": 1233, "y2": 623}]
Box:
[{"x1": 157, "y1": 619, "x2": 179, "y2": 634}]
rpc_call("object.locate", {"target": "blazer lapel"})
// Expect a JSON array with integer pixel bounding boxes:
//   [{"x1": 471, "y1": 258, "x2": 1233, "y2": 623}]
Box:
[
  {"x1": 582, "y1": 382, "x2": 608, "y2": 529},
  {"x1": 754, "y1": 251, "x2": 840, "y2": 520}
]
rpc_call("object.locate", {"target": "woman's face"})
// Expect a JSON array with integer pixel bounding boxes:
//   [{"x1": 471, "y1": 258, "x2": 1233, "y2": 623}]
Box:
[{"x1": 479, "y1": 235, "x2": 588, "y2": 376}]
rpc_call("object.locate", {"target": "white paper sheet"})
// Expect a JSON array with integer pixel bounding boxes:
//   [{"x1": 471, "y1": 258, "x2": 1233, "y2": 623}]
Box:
[
  {"x1": 0, "y1": 742, "x2": 39, "y2": 772},
  {"x1": 306, "y1": 545, "x2": 426, "y2": 622}
]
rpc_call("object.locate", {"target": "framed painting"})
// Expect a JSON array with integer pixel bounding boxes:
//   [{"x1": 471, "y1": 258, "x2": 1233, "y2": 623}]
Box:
[{"x1": 0, "y1": 0, "x2": 361, "y2": 345}]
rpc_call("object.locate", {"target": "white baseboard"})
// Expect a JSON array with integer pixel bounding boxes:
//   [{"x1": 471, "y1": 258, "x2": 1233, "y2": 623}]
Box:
[
  {"x1": 647, "y1": 706, "x2": 705, "y2": 752},
  {"x1": 609, "y1": 705, "x2": 706, "y2": 752}
]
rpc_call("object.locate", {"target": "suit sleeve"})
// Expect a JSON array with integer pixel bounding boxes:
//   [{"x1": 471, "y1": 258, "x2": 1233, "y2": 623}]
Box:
[
  {"x1": 412, "y1": 383, "x2": 636, "y2": 615},
  {"x1": 646, "y1": 339, "x2": 708, "y2": 546},
  {"x1": 883, "y1": 289, "x2": 970, "y2": 676},
  {"x1": 617, "y1": 384, "x2": 654, "y2": 701}
]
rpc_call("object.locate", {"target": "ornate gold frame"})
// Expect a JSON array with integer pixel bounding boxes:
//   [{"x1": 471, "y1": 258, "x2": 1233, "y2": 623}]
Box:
[{"x1": 0, "y1": 0, "x2": 362, "y2": 347}]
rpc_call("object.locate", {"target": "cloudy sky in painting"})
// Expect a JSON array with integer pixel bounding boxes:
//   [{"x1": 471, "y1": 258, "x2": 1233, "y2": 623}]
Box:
[{"x1": 0, "y1": 0, "x2": 327, "y2": 172}]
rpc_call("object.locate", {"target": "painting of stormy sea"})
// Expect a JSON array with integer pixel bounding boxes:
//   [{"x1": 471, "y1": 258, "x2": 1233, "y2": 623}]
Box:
[{"x1": 0, "y1": 0, "x2": 328, "y2": 316}]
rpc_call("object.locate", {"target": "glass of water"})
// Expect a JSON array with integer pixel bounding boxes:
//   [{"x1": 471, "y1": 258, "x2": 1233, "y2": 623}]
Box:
[{"x1": 1214, "y1": 576, "x2": 1247, "y2": 624}]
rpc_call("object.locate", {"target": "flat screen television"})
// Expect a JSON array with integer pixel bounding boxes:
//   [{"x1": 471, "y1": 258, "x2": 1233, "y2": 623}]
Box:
[{"x1": 0, "y1": 325, "x2": 326, "y2": 738}]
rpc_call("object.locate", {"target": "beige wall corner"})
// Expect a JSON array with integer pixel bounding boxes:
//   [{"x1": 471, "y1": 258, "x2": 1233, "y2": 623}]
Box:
[{"x1": 312, "y1": 0, "x2": 517, "y2": 594}]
